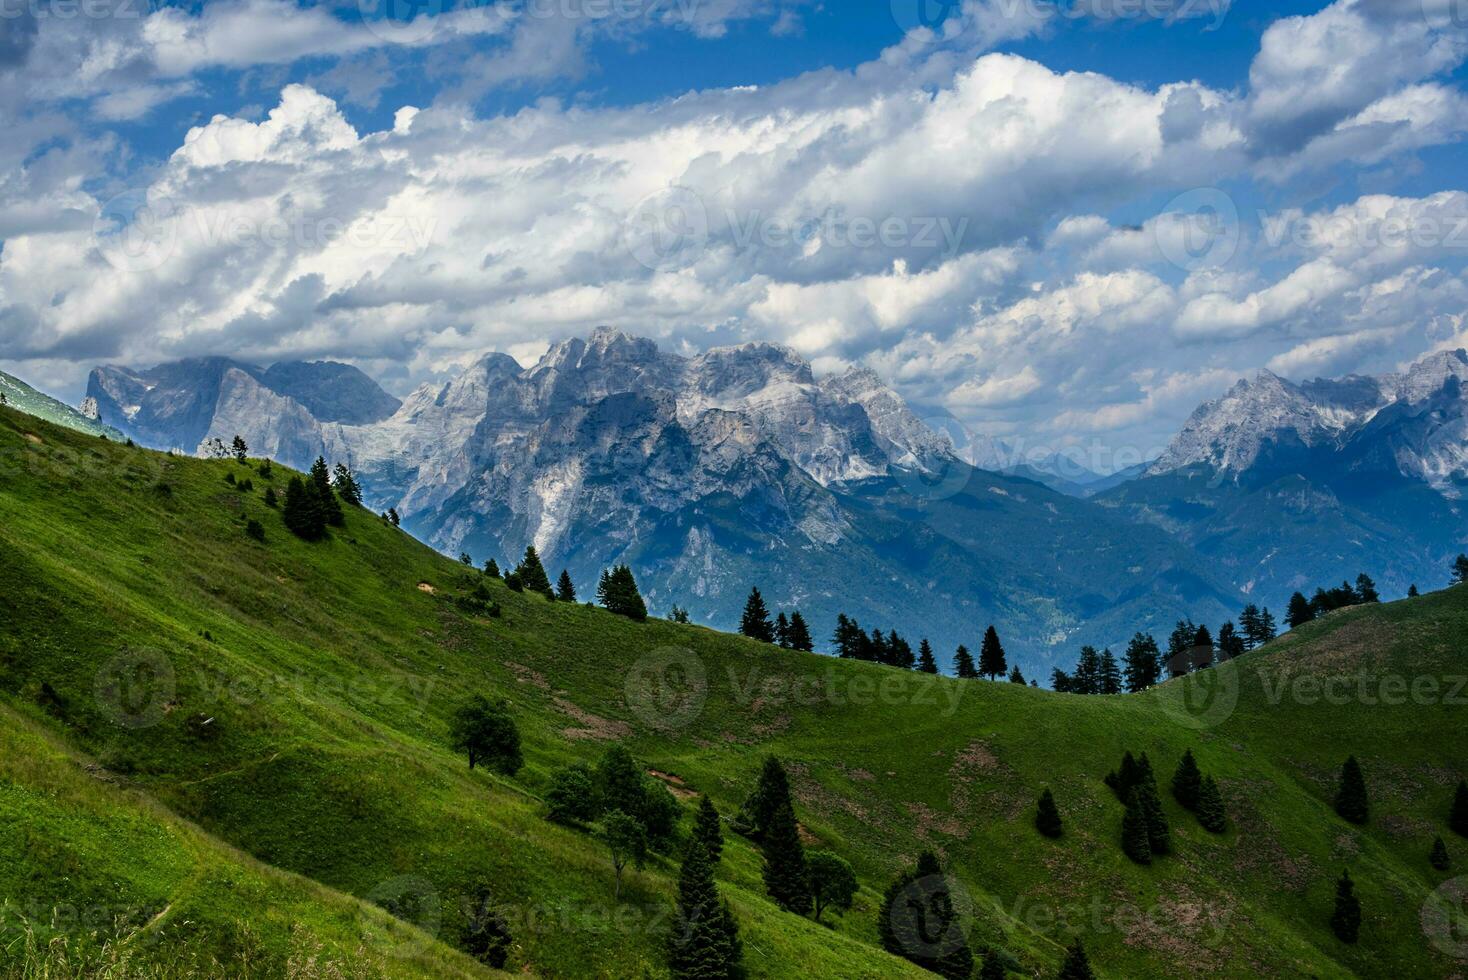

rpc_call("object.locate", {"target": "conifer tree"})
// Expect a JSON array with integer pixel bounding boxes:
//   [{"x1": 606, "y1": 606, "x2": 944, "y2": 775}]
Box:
[
  {"x1": 332, "y1": 463, "x2": 362, "y2": 507},
  {"x1": 774, "y1": 611, "x2": 791, "y2": 648},
  {"x1": 786, "y1": 611, "x2": 814, "y2": 651},
  {"x1": 878, "y1": 852, "x2": 973, "y2": 980},
  {"x1": 1216, "y1": 622, "x2": 1245, "y2": 660},
  {"x1": 1036, "y1": 788, "x2": 1062, "y2": 838},
  {"x1": 745, "y1": 756, "x2": 794, "y2": 837},
  {"x1": 1009, "y1": 665, "x2": 1027, "y2": 684},
  {"x1": 740, "y1": 587, "x2": 775, "y2": 643},
  {"x1": 1097, "y1": 649, "x2": 1121, "y2": 694},
  {"x1": 1135, "y1": 758, "x2": 1170, "y2": 855},
  {"x1": 954, "y1": 645, "x2": 978, "y2": 679},
  {"x1": 1355, "y1": 573, "x2": 1380, "y2": 603},
  {"x1": 1452, "y1": 780, "x2": 1468, "y2": 837},
  {"x1": 1058, "y1": 940, "x2": 1095, "y2": 980},
  {"x1": 282, "y1": 476, "x2": 326, "y2": 540},
  {"x1": 978, "y1": 625, "x2": 1007, "y2": 680},
  {"x1": 597, "y1": 565, "x2": 647, "y2": 620},
  {"x1": 1197, "y1": 775, "x2": 1226, "y2": 833},
  {"x1": 1408, "y1": 584, "x2": 1420, "y2": 597},
  {"x1": 556, "y1": 569, "x2": 576, "y2": 602},
  {"x1": 1258, "y1": 607, "x2": 1277, "y2": 642},
  {"x1": 308, "y1": 457, "x2": 344, "y2": 527},
  {"x1": 263, "y1": 486, "x2": 278, "y2": 507},
  {"x1": 1238, "y1": 605, "x2": 1261, "y2": 650},
  {"x1": 1431, "y1": 836, "x2": 1451, "y2": 871},
  {"x1": 762, "y1": 799, "x2": 811, "y2": 914},
  {"x1": 1455, "y1": 554, "x2": 1468, "y2": 584},
  {"x1": 694, "y1": 794, "x2": 724, "y2": 864},
  {"x1": 1122, "y1": 788, "x2": 1152, "y2": 865},
  {"x1": 516, "y1": 546, "x2": 555, "y2": 599},
  {"x1": 1171, "y1": 749, "x2": 1202, "y2": 811},
  {"x1": 1191, "y1": 625, "x2": 1214, "y2": 670},
  {"x1": 1287, "y1": 592, "x2": 1315, "y2": 628},
  {"x1": 1123, "y1": 633, "x2": 1161, "y2": 692},
  {"x1": 1331, "y1": 870, "x2": 1360, "y2": 943},
  {"x1": 387, "y1": 507, "x2": 400, "y2": 527},
  {"x1": 1335, "y1": 756, "x2": 1370, "y2": 825},
  {"x1": 832, "y1": 614, "x2": 862, "y2": 658},
  {"x1": 979, "y1": 948, "x2": 1006, "y2": 980},
  {"x1": 668, "y1": 840, "x2": 742, "y2": 979},
  {"x1": 917, "y1": 639, "x2": 938, "y2": 674},
  {"x1": 1073, "y1": 646, "x2": 1101, "y2": 695},
  {"x1": 484, "y1": 558, "x2": 500, "y2": 578},
  {"x1": 890, "y1": 632, "x2": 916, "y2": 669},
  {"x1": 231, "y1": 435, "x2": 249, "y2": 462},
  {"x1": 1051, "y1": 669, "x2": 1073, "y2": 693}
]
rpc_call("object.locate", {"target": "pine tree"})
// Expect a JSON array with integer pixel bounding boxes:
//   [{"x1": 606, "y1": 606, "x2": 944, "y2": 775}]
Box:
[
  {"x1": 745, "y1": 756, "x2": 794, "y2": 837},
  {"x1": 308, "y1": 457, "x2": 344, "y2": 527},
  {"x1": 1123, "y1": 633, "x2": 1161, "y2": 692},
  {"x1": 1138, "y1": 778, "x2": 1171, "y2": 856},
  {"x1": 1035, "y1": 788, "x2": 1062, "y2": 838},
  {"x1": 1258, "y1": 607, "x2": 1277, "y2": 642},
  {"x1": 1217, "y1": 622, "x2": 1245, "y2": 661},
  {"x1": 694, "y1": 795, "x2": 724, "y2": 864},
  {"x1": 556, "y1": 569, "x2": 576, "y2": 602},
  {"x1": 978, "y1": 625, "x2": 1007, "y2": 680},
  {"x1": 917, "y1": 639, "x2": 938, "y2": 674},
  {"x1": 786, "y1": 611, "x2": 814, "y2": 651},
  {"x1": 878, "y1": 852, "x2": 973, "y2": 979},
  {"x1": 1431, "y1": 836, "x2": 1451, "y2": 871},
  {"x1": 483, "y1": 558, "x2": 501, "y2": 578},
  {"x1": 954, "y1": 645, "x2": 978, "y2": 679},
  {"x1": 598, "y1": 565, "x2": 647, "y2": 621},
  {"x1": 516, "y1": 546, "x2": 555, "y2": 599},
  {"x1": 1009, "y1": 664, "x2": 1027, "y2": 684},
  {"x1": 761, "y1": 800, "x2": 811, "y2": 914},
  {"x1": 1287, "y1": 592, "x2": 1315, "y2": 628},
  {"x1": 832, "y1": 614, "x2": 861, "y2": 658},
  {"x1": 1355, "y1": 573, "x2": 1380, "y2": 603},
  {"x1": 1331, "y1": 870, "x2": 1361, "y2": 944},
  {"x1": 1122, "y1": 788, "x2": 1152, "y2": 864},
  {"x1": 774, "y1": 612, "x2": 791, "y2": 648},
  {"x1": 1450, "y1": 780, "x2": 1468, "y2": 837},
  {"x1": 1454, "y1": 554, "x2": 1468, "y2": 584},
  {"x1": 740, "y1": 588, "x2": 775, "y2": 643},
  {"x1": 282, "y1": 476, "x2": 326, "y2": 540},
  {"x1": 1073, "y1": 646, "x2": 1101, "y2": 695},
  {"x1": 1335, "y1": 756, "x2": 1370, "y2": 825},
  {"x1": 387, "y1": 507, "x2": 400, "y2": 527},
  {"x1": 1097, "y1": 649, "x2": 1121, "y2": 694},
  {"x1": 1058, "y1": 940, "x2": 1095, "y2": 980},
  {"x1": 1191, "y1": 624, "x2": 1215, "y2": 671},
  {"x1": 231, "y1": 435, "x2": 248, "y2": 462},
  {"x1": 332, "y1": 463, "x2": 362, "y2": 507},
  {"x1": 668, "y1": 840, "x2": 742, "y2": 979},
  {"x1": 978, "y1": 947, "x2": 1006, "y2": 980},
  {"x1": 1238, "y1": 605, "x2": 1261, "y2": 650},
  {"x1": 263, "y1": 486, "x2": 278, "y2": 508},
  {"x1": 1172, "y1": 750, "x2": 1202, "y2": 811},
  {"x1": 1408, "y1": 584, "x2": 1420, "y2": 597},
  {"x1": 1197, "y1": 775, "x2": 1226, "y2": 833}
]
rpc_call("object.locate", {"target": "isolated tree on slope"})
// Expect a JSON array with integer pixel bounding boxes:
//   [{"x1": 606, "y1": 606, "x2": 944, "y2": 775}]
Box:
[
  {"x1": 694, "y1": 794, "x2": 724, "y2": 864},
  {"x1": 556, "y1": 569, "x2": 576, "y2": 602},
  {"x1": 1335, "y1": 756, "x2": 1370, "y2": 825},
  {"x1": 1009, "y1": 664, "x2": 1027, "y2": 684},
  {"x1": 978, "y1": 625, "x2": 1007, "y2": 680},
  {"x1": 917, "y1": 639, "x2": 938, "y2": 674},
  {"x1": 231, "y1": 435, "x2": 248, "y2": 462},
  {"x1": 1058, "y1": 940, "x2": 1095, "y2": 980},
  {"x1": 1171, "y1": 750, "x2": 1202, "y2": 811},
  {"x1": 954, "y1": 645, "x2": 978, "y2": 679},
  {"x1": 668, "y1": 841, "x2": 742, "y2": 979},
  {"x1": 1431, "y1": 836, "x2": 1451, "y2": 871},
  {"x1": 786, "y1": 611, "x2": 814, "y2": 651},
  {"x1": 1331, "y1": 870, "x2": 1361, "y2": 943},
  {"x1": 740, "y1": 587, "x2": 775, "y2": 643},
  {"x1": 807, "y1": 851, "x2": 857, "y2": 924},
  {"x1": 516, "y1": 546, "x2": 555, "y2": 598},
  {"x1": 1035, "y1": 788, "x2": 1063, "y2": 838},
  {"x1": 761, "y1": 800, "x2": 811, "y2": 914},
  {"x1": 450, "y1": 695, "x2": 522, "y2": 775}
]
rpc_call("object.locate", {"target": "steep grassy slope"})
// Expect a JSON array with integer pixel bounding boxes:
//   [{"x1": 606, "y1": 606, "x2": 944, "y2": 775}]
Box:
[{"x1": 1, "y1": 405, "x2": 1465, "y2": 978}]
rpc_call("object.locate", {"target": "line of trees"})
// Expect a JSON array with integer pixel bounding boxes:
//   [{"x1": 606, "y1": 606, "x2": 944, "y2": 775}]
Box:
[
  {"x1": 738, "y1": 588, "x2": 814, "y2": 650},
  {"x1": 1287, "y1": 573, "x2": 1381, "y2": 627}
]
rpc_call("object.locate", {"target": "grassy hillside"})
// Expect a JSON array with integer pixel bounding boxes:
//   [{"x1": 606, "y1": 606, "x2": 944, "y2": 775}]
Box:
[
  {"x1": 1, "y1": 405, "x2": 1465, "y2": 978},
  {"x1": 0, "y1": 370, "x2": 123, "y2": 442}
]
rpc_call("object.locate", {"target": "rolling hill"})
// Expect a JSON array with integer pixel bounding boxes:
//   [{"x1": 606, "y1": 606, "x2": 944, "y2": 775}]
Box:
[{"x1": 1, "y1": 404, "x2": 1466, "y2": 978}]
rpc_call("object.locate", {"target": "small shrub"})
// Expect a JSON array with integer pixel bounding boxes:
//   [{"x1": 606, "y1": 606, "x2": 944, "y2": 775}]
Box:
[{"x1": 245, "y1": 519, "x2": 266, "y2": 542}]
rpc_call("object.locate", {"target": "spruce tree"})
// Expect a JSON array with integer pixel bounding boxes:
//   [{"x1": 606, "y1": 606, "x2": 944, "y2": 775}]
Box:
[
  {"x1": 1431, "y1": 836, "x2": 1451, "y2": 871},
  {"x1": 1334, "y1": 756, "x2": 1370, "y2": 825},
  {"x1": 1137, "y1": 773, "x2": 1170, "y2": 855},
  {"x1": 1217, "y1": 622, "x2": 1245, "y2": 660},
  {"x1": 1058, "y1": 940, "x2": 1095, "y2": 980},
  {"x1": 774, "y1": 612, "x2": 791, "y2": 648},
  {"x1": 745, "y1": 755, "x2": 794, "y2": 837},
  {"x1": 1009, "y1": 664, "x2": 1027, "y2": 684},
  {"x1": 1287, "y1": 592, "x2": 1315, "y2": 628},
  {"x1": 786, "y1": 611, "x2": 814, "y2": 652},
  {"x1": 1074, "y1": 647, "x2": 1101, "y2": 695},
  {"x1": 1455, "y1": 554, "x2": 1468, "y2": 584},
  {"x1": 668, "y1": 840, "x2": 742, "y2": 979},
  {"x1": 917, "y1": 639, "x2": 939, "y2": 674},
  {"x1": 761, "y1": 800, "x2": 811, "y2": 914},
  {"x1": 556, "y1": 569, "x2": 576, "y2": 602},
  {"x1": 1035, "y1": 788, "x2": 1062, "y2": 838},
  {"x1": 282, "y1": 476, "x2": 326, "y2": 540},
  {"x1": 832, "y1": 614, "x2": 861, "y2": 658},
  {"x1": 308, "y1": 457, "x2": 344, "y2": 527},
  {"x1": 598, "y1": 565, "x2": 647, "y2": 620},
  {"x1": 1355, "y1": 573, "x2": 1380, "y2": 603},
  {"x1": 1452, "y1": 780, "x2": 1468, "y2": 837},
  {"x1": 332, "y1": 463, "x2": 362, "y2": 507},
  {"x1": 1197, "y1": 775, "x2": 1226, "y2": 833},
  {"x1": 694, "y1": 794, "x2": 724, "y2": 864},
  {"x1": 1097, "y1": 649, "x2": 1121, "y2": 694},
  {"x1": 978, "y1": 626, "x2": 1007, "y2": 680},
  {"x1": 740, "y1": 587, "x2": 775, "y2": 643},
  {"x1": 231, "y1": 435, "x2": 249, "y2": 462},
  {"x1": 1122, "y1": 788, "x2": 1152, "y2": 864},
  {"x1": 1331, "y1": 870, "x2": 1361, "y2": 944},
  {"x1": 1258, "y1": 607, "x2": 1277, "y2": 642},
  {"x1": 1122, "y1": 633, "x2": 1161, "y2": 692},
  {"x1": 516, "y1": 546, "x2": 555, "y2": 599},
  {"x1": 1171, "y1": 750, "x2": 1202, "y2": 811},
  {"x1": 954, "y1": 645, "x2": 978, "y2": 679},
  {"x1": 878, "y1": 852, "x2": 973, "y2": 980},
  {"x1": 978, "y1": 947, "x2": 1006, "y2": 980},
  {"x1": 1238, "y1": 605, "x2": 1261, "y2": 650},
  {"x1": 1408, "y1": 584, "x2": 1419, "y2": 597},
  {"x1": 484, "y1": 558, "x2": 501, "y2": 578}
]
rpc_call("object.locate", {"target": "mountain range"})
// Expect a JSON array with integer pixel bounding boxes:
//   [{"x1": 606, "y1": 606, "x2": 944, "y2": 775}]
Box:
[{"x1": 68, "y1": 333, "x2": 1468, "y2": 671}]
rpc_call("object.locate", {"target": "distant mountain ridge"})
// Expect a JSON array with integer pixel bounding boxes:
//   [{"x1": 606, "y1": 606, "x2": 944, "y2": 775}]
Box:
[{"x1": 76, "y1": 328, "x2": 1244, "y2": 671}]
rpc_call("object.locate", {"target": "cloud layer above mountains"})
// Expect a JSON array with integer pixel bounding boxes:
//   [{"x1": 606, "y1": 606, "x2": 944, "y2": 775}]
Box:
[{"x1": 2, "y1": 0, "x2": 1468, "y2": 461}]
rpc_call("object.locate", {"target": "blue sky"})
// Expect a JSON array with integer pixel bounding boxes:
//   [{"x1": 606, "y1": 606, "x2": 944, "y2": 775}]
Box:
[{"x1": 3, "y1": 0, "x2": 1468, "y2": 466}]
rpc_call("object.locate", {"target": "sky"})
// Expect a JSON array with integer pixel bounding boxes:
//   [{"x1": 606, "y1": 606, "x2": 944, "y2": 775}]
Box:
[{"x1": 3, "y1": 0, "x2": 1468, "y2": 471}]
